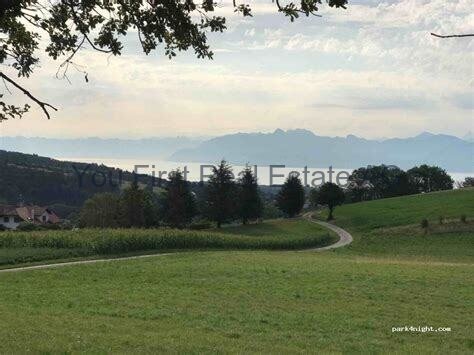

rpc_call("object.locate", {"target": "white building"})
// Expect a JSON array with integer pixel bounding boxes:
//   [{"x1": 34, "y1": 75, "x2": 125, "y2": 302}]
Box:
[{"x1": 0, "y1": 205, "x2": 60, "y2": 230}]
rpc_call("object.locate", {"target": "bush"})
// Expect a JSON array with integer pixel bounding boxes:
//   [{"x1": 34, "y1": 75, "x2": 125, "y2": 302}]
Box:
[
  {"x1": 421, "y1": 218, "x2": 429, "y2": 230},
  {"x1": 41, "y1": 223, "x2": 62, "y2": 231},
  {"x1": 0, "y1": 225, "x2": 6, "y2": 232},
  {"x1": 189, "y1": 220, "x2": 213, "y2": 230},
  {"x1": 461, "y1": 215, "x2": 467, "y2": 223},
  {"x1": 438, "y1": 216, "x2": 444, "y2": 225},
  {"x1": 17, "y1": 222, "x2": 43, "y2": 232}
]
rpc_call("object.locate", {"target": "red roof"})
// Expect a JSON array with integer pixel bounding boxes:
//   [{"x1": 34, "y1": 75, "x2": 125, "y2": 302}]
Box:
[
  {"x1": 0, "y1": 205, "x2": 60, "y2": 224},
  {"x1": 0, "y1": 205, "x2": 18, "y2": 216}
]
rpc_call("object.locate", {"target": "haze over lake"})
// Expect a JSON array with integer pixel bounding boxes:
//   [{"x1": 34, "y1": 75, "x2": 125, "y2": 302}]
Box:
[{"x1": 57, "y1": 157, "x2": 472, "y2": 186}]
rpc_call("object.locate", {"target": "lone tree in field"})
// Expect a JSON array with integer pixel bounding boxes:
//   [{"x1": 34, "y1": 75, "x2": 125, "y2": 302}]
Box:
[
  {"x1": 276, "y1": 175, "x2": 305, "y2": 218},
  {"x1": 238, "y1": 166, "x2": 263, "y2": 224},
  {"x1": 164, "y1": 170, "x2": 196, "y2": 228},
  {"x1": 315, "y1": 182, "x2": 345, "y2": 221},
  {"x1": 206, "y1": 160, "x2": 236, "y2": 228},
  {"x1": 0, "y1": 0, "x2": 348, "y2": 121}
]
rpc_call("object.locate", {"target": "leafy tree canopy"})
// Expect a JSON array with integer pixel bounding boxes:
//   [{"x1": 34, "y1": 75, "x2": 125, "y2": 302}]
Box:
[
  {"x1": 407, "y1": 165, "x2": 453, "y2": 193},
  {"x1": 313, "y1": 182, "x2": 344, "y2": 220},
  {"x1": 0, "y1": 0, "x2": 348, "y2": 121}
]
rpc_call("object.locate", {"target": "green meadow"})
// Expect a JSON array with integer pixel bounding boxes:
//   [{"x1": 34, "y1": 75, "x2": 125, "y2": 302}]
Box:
[
  {"x1": 0, "y1": 188, "x2": 473, "y2": 353},
  {"x1": 317, "y1": 187, "x2": 474, "y2": 262}
]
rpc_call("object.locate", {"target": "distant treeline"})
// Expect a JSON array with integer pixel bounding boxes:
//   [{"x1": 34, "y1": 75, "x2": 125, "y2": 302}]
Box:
[
  {"x1": 344, "y1": 164, "x2": 455, "y2": 202},
  {"x1": 1, "y1": 150, "x2": 470, "y2": 227},
  {"x1": 0, "y1": 150, "x2": 171, "y2": 217},
  {"x1": 78, "y1": 161, "x2": 464, "y2": 228}
]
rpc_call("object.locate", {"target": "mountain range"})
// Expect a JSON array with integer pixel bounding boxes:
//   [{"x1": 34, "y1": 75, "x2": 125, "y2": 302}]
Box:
[
  {"x1": 1, "y1": 130, "x2": 473, "y2": 171},
  {"x1": 0, "y1": 136, "x2": 204, "y2": 159},
  {"x1": 169, "y1": 129, "x2": 473, "y2": 171}
]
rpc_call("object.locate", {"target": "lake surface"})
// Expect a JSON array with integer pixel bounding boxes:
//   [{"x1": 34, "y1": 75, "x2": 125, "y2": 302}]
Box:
[{"x1": 57, "y1": 157, "x2": 472, "y2": 186}]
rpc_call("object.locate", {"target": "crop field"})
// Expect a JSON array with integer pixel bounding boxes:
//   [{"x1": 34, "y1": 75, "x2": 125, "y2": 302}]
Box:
[{"x1": 0, "y1": 219, "x2": 336, "y2": 267}]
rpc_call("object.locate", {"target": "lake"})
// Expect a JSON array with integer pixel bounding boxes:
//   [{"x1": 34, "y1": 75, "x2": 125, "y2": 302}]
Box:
[{"x1": 57, "y1": 157, "x2": 473, "y2": 187}]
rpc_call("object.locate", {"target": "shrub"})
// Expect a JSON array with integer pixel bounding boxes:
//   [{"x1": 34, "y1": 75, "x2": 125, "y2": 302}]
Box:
[
  {"x1": 41, "y1": 223, "x2": 62, "y2": 231},
  {"x1": 189, "y1": 220, "x2": 213, "y2": 230},
  {"x1": 421, "y1": 218, "x2": 429, "y2": 231},
  {"x1": 17, "y1": 222, "x2": 43, "y2": 232},
  {"x1": 460, "y1": 215, "x2": 467, "y2": 223},
  {"x1": 438, "y1": 216, "x2": 444, "y2": 225}
]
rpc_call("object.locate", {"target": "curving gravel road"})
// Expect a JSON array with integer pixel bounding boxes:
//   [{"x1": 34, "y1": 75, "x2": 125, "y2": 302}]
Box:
[{"x1": 302, "y1": 218, "x2": 353, "y2": 252}]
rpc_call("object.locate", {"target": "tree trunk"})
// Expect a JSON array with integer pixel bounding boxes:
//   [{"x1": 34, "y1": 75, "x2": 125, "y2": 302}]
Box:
[{"x1": 327, "y1": 206, "x2": 334, "y2": 221}]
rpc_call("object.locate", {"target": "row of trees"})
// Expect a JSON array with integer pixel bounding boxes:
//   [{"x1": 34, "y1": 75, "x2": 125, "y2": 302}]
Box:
[
  {"x1": 80, "y1": 161, "x2": 458, "y2": 228},
  {"x1": 80, "y1": 161, "x2": 267, "y2": 228},
  {"x1": 346, "y1": 164, "x2": 454, "y2": 202}
]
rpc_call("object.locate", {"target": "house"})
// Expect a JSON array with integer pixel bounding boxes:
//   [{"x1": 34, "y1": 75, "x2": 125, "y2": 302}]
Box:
[
  {"x1": 0, "y1": 206, "x2": 22, "y2": 230},
  {"x1": 0, "y1": 205, "x2": 60, "y2": 230}
]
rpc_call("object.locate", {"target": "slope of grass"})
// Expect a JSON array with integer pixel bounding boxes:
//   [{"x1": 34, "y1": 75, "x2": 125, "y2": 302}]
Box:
[
  {"x1": 0, "y1": 219, "x2": 337, "y2": 266},
  {"x1": 217, "y1": 218, "x2": 319, "y2": 238},
  {"x1": 0, "y1": 252, "x2": 472, "y2": 353},
  {"x1": 316, "y1": 188, "x2": 474, "y2": 262},
  {"x1": 325, "y1": 188, "x2": 474, "y2": 232}
]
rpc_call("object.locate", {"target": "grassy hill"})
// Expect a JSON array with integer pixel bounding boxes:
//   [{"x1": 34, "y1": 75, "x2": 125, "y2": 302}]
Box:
[
  {"x1": 316, "y1": 188, "x2": 474, "y2": 262},
  {"x1": 322, "y1": 188, "x2": 474, "y2": 231},
  {"x1": 0, "y1": 189, "x2": 473, "y2": 352}
]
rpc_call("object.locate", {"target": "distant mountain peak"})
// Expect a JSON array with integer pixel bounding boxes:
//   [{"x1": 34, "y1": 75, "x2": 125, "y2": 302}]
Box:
[
  {"x1": 463, "y1": 131, "x2": 473, "y2": 142},
  {"x1": 273, "y1": 128, "x2": 315, "y2": 136},
  {"x1": 415, "y1": 131, "x2": 435, "y2": 138}
]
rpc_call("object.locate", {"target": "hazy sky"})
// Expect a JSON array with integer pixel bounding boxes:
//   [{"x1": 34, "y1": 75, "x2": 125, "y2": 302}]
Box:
[{"x1": 1, "y1": 0, "x2": 473, "y2": 139}]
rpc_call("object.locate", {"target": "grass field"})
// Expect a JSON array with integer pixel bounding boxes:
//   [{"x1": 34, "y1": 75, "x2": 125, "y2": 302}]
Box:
[
  {"x1": 0, "y1": 252, "x2": 472, "y2": 353},
  {"x1": 317, "y1": 187, "x2": 474, "y2": 262},
  {"x1": 0, "y1": 188, "x2": 473, "y2": 353}
]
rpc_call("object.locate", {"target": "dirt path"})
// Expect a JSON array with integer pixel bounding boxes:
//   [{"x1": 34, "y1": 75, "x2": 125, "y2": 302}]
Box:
[
  {"x1": 0, "y1": 218, "x2": 353, "y2": 273},
  {"x1": 0, "y1": 253, "x2": 173, "y2": 274},
  {"x1": 302, "y1": 218, "x2": 353, "y2": 251}
]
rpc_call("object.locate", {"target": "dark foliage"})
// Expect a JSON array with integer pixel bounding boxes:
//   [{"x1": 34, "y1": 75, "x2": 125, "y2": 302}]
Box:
[
  {"x1": 407, "y1": 165, "x2": 454, "y2": 193},
  {"x1": 205, "y1": 160, "x2": 237, "y2": 228},
  {"x1": 314, "y1": 182, "x2": 345, "y2": 220},
  {"x1": 79, "y1": 192, "x2": 121, "y2": 228},
  {"x1": 163, "y1": 170, "x2": 197, "y2": 228},
  {"x1": 276, "y1": 175, "x2": 305, "y2": 218},
  {"x1": 237, "y1": 167, "x2": 263, "y2": 224},
  {"x1": 460, "y1": 177, "x2": 474, "y2": 188},
  {"x1": 347, "y1": 165, "x2": 414, "y2": 202}
]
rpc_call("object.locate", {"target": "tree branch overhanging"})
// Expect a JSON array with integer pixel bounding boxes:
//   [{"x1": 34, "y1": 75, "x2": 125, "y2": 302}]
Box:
[
  {"x1": 0, "y1": 0, "x2": 349, "y2": 121},
  {"x1": 0, "y1": 72, "x2": 58, "y2": 120},
  {"x1": 431, "y1": 33, "x2": 474, "y2": 38}
]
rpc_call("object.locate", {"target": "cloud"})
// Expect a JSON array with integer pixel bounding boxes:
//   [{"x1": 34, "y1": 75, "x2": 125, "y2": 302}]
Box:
[
  {"x1": 450, "y1": 92, "x2": 474, "y2": 110},
  {"x1": 312, "y1": 90, "x2": 434, "y2": 111},
  {"x1": 0, "y1": 0, "x2": 472, "y2": 140}
]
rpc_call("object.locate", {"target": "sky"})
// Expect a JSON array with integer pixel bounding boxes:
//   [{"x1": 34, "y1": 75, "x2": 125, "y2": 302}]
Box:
[{"x1": 0, "y1": 0, "x2": 473, "y2": 139}]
